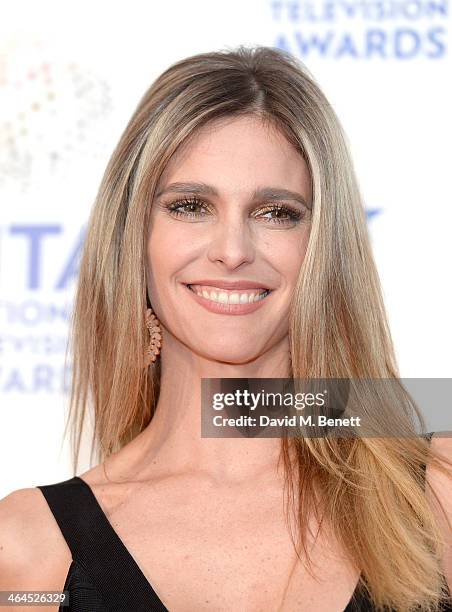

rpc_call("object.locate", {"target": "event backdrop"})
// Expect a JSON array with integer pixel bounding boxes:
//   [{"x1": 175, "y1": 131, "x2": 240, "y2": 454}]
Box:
[{"x1": 1, "y1": 0, "x2": 451, "y2": 497}]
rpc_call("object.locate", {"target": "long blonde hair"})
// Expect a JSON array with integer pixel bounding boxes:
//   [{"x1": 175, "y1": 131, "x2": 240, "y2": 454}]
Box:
[{"x1": 66, "y1": 45, "x2": 452, "y2": 610}]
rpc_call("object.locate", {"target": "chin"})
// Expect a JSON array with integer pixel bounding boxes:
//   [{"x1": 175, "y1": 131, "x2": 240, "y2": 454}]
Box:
[{"x1": 194, "y1": 344, "x2": 263, "y2": 365}]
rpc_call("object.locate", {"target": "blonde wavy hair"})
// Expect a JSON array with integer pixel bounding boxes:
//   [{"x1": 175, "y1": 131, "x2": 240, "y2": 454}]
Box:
[{"x1": 65, "y1": 45, "x2": 452, "y2": 610}]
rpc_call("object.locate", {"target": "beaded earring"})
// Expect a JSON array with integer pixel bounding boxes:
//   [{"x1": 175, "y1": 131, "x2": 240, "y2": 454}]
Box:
[{"x1": 144, "y1": 307, "x2": 162, "y2": 365}]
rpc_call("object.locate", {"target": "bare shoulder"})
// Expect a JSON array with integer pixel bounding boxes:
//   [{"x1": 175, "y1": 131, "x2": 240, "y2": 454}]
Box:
[
  {"x1": 425, "y1": 433, "x2": 452, "y2": 591},
  {"x1": 0, "y1": 486, "x2": 72, "y2": 593}
]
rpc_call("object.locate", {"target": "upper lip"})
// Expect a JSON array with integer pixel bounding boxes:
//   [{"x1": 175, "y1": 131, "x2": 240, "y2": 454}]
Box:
[{"x1": 185, "y1": 279, "x2": 272, "y2": 290}]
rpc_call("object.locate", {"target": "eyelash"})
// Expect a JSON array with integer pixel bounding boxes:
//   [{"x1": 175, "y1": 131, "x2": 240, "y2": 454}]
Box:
[{"x1": 163, "y1": 196, "x2": 305, "y2": 225}]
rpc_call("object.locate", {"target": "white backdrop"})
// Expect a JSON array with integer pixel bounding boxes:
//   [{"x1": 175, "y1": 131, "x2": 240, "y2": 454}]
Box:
[{"x1": 1, "y1": 0, "x2": 451, "y2": 497}]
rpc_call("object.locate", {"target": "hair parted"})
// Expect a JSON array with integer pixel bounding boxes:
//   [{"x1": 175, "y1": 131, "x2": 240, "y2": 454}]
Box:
[{"x1": 65, "y1": 45, "x2": 452, "y2": 610}]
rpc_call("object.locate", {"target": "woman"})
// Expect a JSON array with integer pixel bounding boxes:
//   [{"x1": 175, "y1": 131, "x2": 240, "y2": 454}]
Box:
[{"x1": 1, "y1": 45, "x2": 452, "y2": 612}]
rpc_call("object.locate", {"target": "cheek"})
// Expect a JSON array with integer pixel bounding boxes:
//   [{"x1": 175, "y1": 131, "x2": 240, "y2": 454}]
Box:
[
  {"x1": 263, "y1": 229, "x2": 309, "y2": 279},
  {"x1": 146, "y1": 222, "x2": 194, "y2": 285}
]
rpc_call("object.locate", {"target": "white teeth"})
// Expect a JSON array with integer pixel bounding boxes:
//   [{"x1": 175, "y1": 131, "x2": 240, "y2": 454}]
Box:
[{"x1": 188, "y1": 285, "x2": 269, "y2": 305}]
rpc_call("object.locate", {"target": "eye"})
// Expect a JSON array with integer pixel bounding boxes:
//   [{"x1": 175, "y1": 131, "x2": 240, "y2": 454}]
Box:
[
  {"x1": 253, "y1": 204, "x2": 305, "y2": 225},
  {"x1": 164, "y1": 196, "x2": 209, "y2": 218}
]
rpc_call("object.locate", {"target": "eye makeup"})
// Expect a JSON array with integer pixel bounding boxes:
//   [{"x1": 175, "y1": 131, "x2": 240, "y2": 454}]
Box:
[{"x1": 159, "y1": 195, "x2": 308, "y2": 226}]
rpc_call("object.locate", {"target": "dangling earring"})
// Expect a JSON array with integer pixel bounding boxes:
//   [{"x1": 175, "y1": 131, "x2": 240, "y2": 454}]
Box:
[{"x1": 145, "y1": 307, "x2": 162, "y2": 365}]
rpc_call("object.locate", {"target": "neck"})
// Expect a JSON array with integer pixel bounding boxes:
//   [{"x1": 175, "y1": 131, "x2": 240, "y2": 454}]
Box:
[{"x1": 133, "y1": 331, "x2": 292, "y2": 484}]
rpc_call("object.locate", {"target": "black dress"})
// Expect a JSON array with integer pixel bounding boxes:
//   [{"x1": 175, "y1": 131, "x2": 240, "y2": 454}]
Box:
[{"x1": 37, "y1": 432, "x2": 452, "y2": 611}]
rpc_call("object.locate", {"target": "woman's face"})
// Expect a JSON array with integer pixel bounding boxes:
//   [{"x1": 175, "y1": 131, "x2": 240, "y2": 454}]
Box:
[{"x1": 147, "y1": 115, "x2": 312, "y2": 364}]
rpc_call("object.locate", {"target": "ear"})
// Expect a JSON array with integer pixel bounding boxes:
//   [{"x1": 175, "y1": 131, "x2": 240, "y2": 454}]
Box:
[{"x1": 425, "y1": 433, "x2": 452, "y2": 593}]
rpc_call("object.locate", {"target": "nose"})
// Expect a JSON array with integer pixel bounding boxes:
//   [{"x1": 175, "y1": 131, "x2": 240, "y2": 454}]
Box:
[{"x1": 206, "y1": 215, "x2": 256, "y2": 269}]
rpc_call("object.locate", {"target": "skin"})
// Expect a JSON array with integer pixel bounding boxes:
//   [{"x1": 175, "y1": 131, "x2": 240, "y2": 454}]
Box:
[{"x1": 138, "y1": 113, "x2": 313, "y2": 483}]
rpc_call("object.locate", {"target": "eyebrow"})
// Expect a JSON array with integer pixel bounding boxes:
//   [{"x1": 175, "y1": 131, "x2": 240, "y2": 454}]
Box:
[{"x1": 155, "y1": 181, "x2": 311, "y2": 210}]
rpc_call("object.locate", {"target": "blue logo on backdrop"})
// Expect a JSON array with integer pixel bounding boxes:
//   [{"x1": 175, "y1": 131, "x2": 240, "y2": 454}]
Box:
[
  {"x1": 271, "y1": 0, "x2": 448, "y2": 59},
  {"x1": 0, "y1": 225, "x2": 85, "y2": 395},
  {"x1": 9, "y1": 225, "x2": 84, "y2": 290}
]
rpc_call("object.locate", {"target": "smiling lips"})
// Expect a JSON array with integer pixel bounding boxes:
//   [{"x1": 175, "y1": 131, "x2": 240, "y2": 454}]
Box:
[
  {"x1": 188, "y1": 284, "x2": 269, "y2": 305},
  {"x1": 184, "y1": 282, "x2": 273, "y2": 315}
]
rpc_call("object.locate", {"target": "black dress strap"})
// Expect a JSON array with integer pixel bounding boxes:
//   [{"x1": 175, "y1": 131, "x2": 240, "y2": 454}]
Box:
[{"x1": 38, "y1": 476, "x2": 167, "y2": 611}]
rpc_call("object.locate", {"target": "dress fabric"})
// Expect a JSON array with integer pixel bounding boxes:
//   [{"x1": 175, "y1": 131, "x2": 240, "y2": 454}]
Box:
[{"x1": 37, "y1": 432, "x2": 452, "y2": 611}]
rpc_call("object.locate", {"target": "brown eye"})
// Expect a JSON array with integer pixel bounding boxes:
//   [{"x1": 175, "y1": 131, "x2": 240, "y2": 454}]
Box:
[
  {"x1": 254, "y1": 204, "x2": 305, "y2": 224},
  {"x1": 165, "y1": 196, "x2": 209, "y2": 218}
]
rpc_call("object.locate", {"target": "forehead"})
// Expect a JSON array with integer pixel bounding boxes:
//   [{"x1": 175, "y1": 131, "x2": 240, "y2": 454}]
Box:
[{"x1": 157, "y1": 115, "x2": 312, "y2": 199}]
